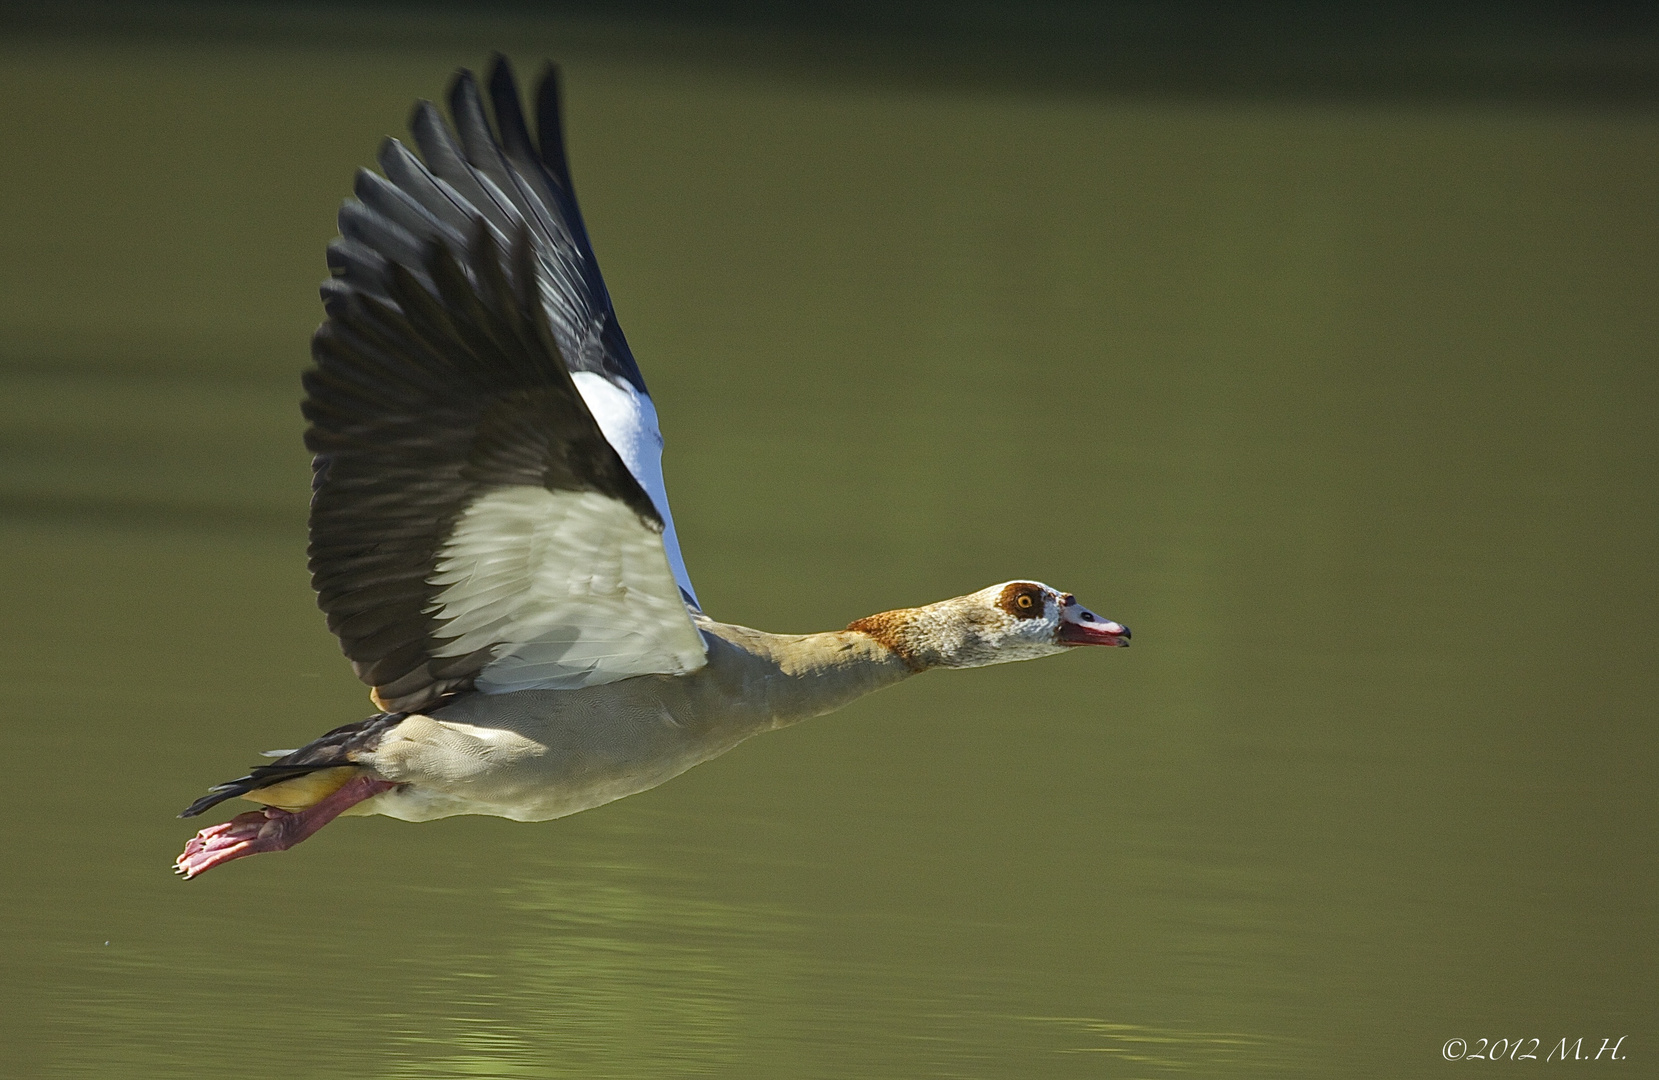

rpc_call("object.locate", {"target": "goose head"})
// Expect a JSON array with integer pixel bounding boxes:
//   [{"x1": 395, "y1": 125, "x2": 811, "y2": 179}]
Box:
[{"x1": 848, "y1": 580, "x2": 1129, "y2": 671}]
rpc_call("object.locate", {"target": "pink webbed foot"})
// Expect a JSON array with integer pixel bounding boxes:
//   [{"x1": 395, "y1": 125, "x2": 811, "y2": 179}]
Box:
[
  {"x1": 174, "y1": 808, "x2": 299, "y2": 878},
  {"x1": 174, "y1": 775, "x2": 396, "y2": 879}
]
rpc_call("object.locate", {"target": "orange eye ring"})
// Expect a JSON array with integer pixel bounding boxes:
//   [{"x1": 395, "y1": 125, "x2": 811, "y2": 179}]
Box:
[{"x1": 1016, "y1": 594, "x2": 1034, "y2": 609}]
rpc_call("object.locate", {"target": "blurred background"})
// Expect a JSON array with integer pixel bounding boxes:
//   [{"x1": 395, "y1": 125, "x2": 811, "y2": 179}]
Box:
[{"x1": 0, "y1": 2, "x2": 1655, "y2": 1077}]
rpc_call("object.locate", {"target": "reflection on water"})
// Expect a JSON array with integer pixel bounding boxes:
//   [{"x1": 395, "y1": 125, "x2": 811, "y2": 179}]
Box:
[
  {"x1": 385, "y1": 845, "x2": 803, "y2": 1078},
  {"x1": 1031, "y1": 1018, "x2": 1302, "y2": 1073},
  {"x1": 0, "y1": 24, "x2": 1655, "y2": 1080}
]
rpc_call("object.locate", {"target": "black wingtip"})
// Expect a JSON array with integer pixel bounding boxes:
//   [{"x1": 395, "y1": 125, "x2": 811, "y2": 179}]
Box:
[
  {"x1": 447, "y1": 64, "x2": 479, "y2": 108},
  {"x1": 485, "y1": 52, "x2": 516, "y2": 122},
  {"x1": 407, "y1": 97, "x2": 440, "y2": 141},
  {"x1": 534, "y1": 61, "x2": 573, "y2": 191},
  {"x1": 487, "y1": 53, "x2": 539, "y2": 165},
  {"x1": 487, "y1": 50, "x2": 514, "y2": 95},
  {"x1": 446, "y1": 65, "x2": 487, "y2": 142}
]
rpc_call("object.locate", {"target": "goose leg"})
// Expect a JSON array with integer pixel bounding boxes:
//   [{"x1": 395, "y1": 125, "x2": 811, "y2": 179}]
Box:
[{"x1": 174, "y1": 774, "x2": 396, "y2": 879}]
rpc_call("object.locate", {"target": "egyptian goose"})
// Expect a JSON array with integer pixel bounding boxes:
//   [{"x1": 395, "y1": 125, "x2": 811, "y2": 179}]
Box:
[{"x1": 174, "y1": 56, "x2": 1129, "y2": 879}]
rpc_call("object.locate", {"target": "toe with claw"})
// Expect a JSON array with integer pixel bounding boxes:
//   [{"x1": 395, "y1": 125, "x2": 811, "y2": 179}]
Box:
[{"x1": 173, "y1": 775, "x2": 396, "y2": 879}]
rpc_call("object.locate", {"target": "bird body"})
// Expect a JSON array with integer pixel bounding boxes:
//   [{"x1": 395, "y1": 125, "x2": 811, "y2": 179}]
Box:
[
  {"x1": 173, "y1": 57, "x2": 1128, "y2": 879},
  {"x1": 349, "y1": 617, "x2": 910, "y2": 824}
]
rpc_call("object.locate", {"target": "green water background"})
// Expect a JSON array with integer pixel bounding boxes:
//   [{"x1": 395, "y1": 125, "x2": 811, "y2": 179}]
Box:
[{"x1": 0, "y1": 7, "x2": 1655, "y2": 1077}]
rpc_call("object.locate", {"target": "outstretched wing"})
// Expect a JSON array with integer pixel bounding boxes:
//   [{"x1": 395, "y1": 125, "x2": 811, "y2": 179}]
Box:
[{"x1": 306, "y1": 56, "x2": 705, "y2": 714}]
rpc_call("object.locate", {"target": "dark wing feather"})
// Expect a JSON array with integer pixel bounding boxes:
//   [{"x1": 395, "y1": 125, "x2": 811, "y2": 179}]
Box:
[{"x1": 306, "y1": 58, "x2": 690, "y2": 713}]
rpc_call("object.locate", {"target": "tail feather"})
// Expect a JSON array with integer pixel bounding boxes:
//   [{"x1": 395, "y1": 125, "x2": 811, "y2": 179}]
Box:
[{"x1": 180, "y1": 712, "x2": 407, "y2": 818}]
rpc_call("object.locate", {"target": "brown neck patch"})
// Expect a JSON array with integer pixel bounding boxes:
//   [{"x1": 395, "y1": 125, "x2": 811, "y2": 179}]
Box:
[{"x1": 847, "y1": 608, "x2": 927, "y2": 671}]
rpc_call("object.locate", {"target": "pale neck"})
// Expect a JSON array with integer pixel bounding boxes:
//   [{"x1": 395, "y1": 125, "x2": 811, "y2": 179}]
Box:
[{"x1": 696, "y1": 619, "x2": 918, "y2": 731}]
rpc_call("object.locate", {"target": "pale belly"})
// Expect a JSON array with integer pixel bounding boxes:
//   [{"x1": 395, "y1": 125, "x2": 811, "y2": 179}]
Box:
[
  {"x1": 351, "y1": 763, "x2": 700, "y2": 823},
  {"x1": 343, "y1": 685, "x2": 754, "y2": 823}
]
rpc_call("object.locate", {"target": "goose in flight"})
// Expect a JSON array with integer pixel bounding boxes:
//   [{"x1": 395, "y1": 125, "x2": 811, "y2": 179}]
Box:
[{"x1": 174, "y1": 56, "x2": 1129, "y2": 879}]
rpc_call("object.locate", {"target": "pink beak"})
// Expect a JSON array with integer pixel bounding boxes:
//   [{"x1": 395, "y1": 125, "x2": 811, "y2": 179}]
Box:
[{"x1": 1056, "y1": 594, "x2": 1130, "y2": 647}]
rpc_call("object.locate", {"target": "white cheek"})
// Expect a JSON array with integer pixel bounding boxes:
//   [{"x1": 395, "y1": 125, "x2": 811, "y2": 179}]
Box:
[{"x1": 1001, "y1": 616, "x2": 1063, "y2": 658}]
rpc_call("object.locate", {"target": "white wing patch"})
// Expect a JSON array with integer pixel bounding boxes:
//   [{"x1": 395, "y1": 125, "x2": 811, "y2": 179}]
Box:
[
  {"x1": 427, "y1": 486, "x2": 708, "y2": 692},
  {"x1": 571, "y1": 371, "x2": 699, "y2": 609}
]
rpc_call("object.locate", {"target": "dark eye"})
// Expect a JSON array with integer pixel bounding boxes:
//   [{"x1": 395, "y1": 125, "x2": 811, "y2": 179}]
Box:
[{"x1": 1016, "y1": 594, "x2": 1034, "y2": 610}]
